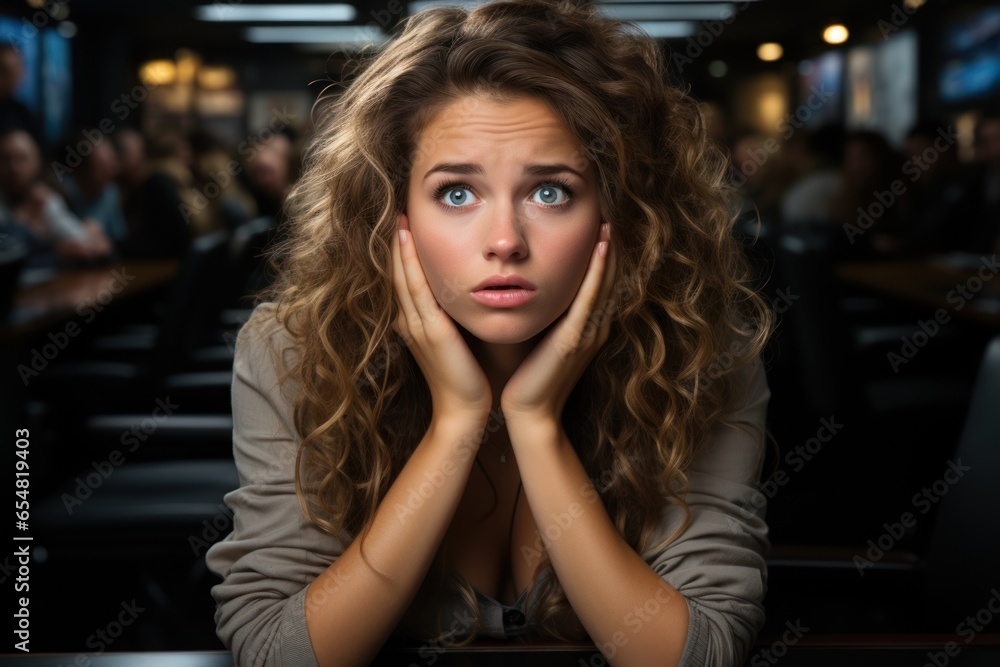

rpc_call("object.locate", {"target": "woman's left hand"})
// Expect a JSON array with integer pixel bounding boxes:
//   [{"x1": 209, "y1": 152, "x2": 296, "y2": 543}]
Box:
[{"x1": 500, "y1": 222, "x2": 617, "y2": 425}]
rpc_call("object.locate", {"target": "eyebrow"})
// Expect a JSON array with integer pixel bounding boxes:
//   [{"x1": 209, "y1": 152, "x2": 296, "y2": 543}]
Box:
[{"x1": 422, "y1": 162, "x2": 586, "y2": 182}]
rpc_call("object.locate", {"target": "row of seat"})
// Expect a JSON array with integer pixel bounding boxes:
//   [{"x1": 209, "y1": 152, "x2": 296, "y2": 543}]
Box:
[
  {"x1": 27, "y1": 217, "x2": 278, "y2": 649},
  {"x1": 19, "y1": 213, "x2": 1000, "y2": 648},
  {"x1": 736, "y1": 214, "x2": 1000, "y2": 635}
]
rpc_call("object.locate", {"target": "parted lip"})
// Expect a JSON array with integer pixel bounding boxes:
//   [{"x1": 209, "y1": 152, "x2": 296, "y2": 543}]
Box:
[{"x1": 472, "y1": 274, "x2": 537, "y2": 291}]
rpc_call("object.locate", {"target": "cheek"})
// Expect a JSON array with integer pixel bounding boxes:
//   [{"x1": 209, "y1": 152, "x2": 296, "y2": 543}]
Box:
[
  {"x1": 411, "y1": 229, "x2": 464, "y2": 310},
  {"x1": 545, "y1": 227, "x2": 597, "y2": 306}
]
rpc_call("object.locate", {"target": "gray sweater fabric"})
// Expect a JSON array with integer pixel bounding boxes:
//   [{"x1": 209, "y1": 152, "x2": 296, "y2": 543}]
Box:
[{"x1": 206, "y1": 302, "x2": 772, "y2": 666}]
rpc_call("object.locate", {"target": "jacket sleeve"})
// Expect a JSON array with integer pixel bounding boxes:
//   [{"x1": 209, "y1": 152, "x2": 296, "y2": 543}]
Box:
[
  {"x1": 643, "y1": 355, "x2": 772, "y2": 667},
  {"x1": 206, "y1": 303, "x2": 350, "y2": 667}
]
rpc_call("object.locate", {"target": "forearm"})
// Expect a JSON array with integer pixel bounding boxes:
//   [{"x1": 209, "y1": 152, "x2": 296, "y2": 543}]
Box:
[
  {"x1": 42, "y1": 194, "x2": 89, "y2": 241},
  {"x1": 304, "y1": 414, "x2": 485, "y2": 667},
  {"x1": 508, "y1": 418, "x2": 689, "y2": 667}
]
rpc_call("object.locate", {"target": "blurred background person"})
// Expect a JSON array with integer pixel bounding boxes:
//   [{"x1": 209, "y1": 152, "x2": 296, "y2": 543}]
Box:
[
  {"x1": 872, "y1": 119, "x2": 980, "y2": 256},
  {"x1": 113, "y1": 126, "x2": 148, "y2": 238},
  {"x1": 729, "y1": 127, "x2": 780, "y2": 220},
  {"x1": 244, "y1": 126, "x2": 299, "y2": 225},
  {"x1": 60, "y1": 127, "x2": 129, "y2": 247},
  {"x1": 832, "y1": 129, "x2": 911, "y2": 258},
  {"x1": 0, "y1": 128, "x2": 111, "y2": 268},
  {"x1": 780, "y1": 123, "x2": 845, "y2": 228},
  {"x1": 188, "y1": 127, "x2": 257, "y2": 232},
  {"x1": 0, "y1": 41, "x2": 41, "y2": 143},
  {"x1": 966, "y1": 112, "x2": 1000, "y2": 255},
  {"x1": 112, "y1": 130, "x2": 194, "y2": 259}
]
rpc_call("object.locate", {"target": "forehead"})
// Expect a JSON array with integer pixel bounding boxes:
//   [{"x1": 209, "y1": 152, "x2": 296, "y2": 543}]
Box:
[
  {"x1": 413, "y1": 95, "x2": 588, "y2": 167},
  {"x1": 1, "y1": 133, "x2": 34, "y2": 155}
]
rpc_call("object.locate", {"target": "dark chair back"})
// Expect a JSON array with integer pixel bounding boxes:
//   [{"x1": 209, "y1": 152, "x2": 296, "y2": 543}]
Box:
[
  {"x1": 228, "y1": 216, "x2": 276, "y2": 308},
  {"x1": 151, "y1": 230, "x2": 232, "y2": 377},
  {"x1": 921, "y1": 333, "x2": 1000, "y2": 628},
  {"x1": 775, "y1": 223, "x2": 852, "y2": 418},
  {"x1": 0, "y1": 242, "x2": 28, "y2": 320}
]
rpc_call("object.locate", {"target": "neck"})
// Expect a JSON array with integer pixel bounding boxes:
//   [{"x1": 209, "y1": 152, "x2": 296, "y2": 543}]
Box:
[{"x1": 462, "y1": 326, "x2": 544, "y2": 413}]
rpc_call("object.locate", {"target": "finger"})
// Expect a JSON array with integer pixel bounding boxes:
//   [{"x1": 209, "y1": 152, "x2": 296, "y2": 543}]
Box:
[
  {"x1": 595, "y1": 240, "x2": 617, "y2": 344},
  {"x1": 594, "y1": 227, "x2": 617, "y2": 326},
  {"x1": 396, "y1": 222, "x2": 445, "y2": 326},
  {"x1": 565, "y1": 223, "x2": 613, "y2": 340},
  {"x1": 585, "y1": 238, "x2": 616, "y2": 345},
  {"x1": 392, "y1": 216, "x2": 420, "y2": 327}
]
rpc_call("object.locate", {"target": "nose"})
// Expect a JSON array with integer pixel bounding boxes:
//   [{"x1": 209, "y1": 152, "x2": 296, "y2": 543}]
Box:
[{"x1": 482, "y1": 201, "x2": 528, "y2": 262}]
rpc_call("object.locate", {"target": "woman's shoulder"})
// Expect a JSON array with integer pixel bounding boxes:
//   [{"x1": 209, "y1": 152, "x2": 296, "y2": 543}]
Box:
[
  {"x1": 237, "y1": 301, "x2": 301, "y2": 363},
  {"x1": 232, "y1": 301, "x2": 308, "y2": 404},
  {"x1": 689, "y1": 355, "x2": 771, "y2": 486}
]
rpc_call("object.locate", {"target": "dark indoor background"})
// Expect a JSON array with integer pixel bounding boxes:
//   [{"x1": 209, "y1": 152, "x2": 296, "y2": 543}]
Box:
[{"x1": 1, "y1": 0, "x2": 999, "y2": 661}]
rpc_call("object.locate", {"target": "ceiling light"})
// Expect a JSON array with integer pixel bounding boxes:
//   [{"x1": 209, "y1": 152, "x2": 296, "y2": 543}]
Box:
[
  {"x1": 139, "y1": 60, "x2": 177, "y2": 86},
  {"x1": 198, "y1": 66, "x2": 237, "y2": 90},
  {"x1": 757, "y1": 42, "x2": 783, "y2": 61},
  {"x1": 823, "y1": 24, "x2": 849, "y2": 45},
  {"x1": 408, "y1": 0, "x2": 488, "y2": 12},
  {"x1": 244, "y1": 26, "x2": 389, "y2": 46},
  {"x1": 600, "y1": 0, "x2": 761, "y2": 2},
  {"x1": 631, "y1": 21, "x2": 697, "y2": 39},
  {"x1": 195, "y1": 4, "x2": 356, "y2": 22},
  {"x1": 599, "y1": 3, "x2": 737, "y2": 21}
]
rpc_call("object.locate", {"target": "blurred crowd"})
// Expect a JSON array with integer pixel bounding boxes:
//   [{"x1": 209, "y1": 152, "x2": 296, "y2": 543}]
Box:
[
  {"x1": 3, "y1": 32, "x2": 1000, "y2": 276},
  {"x1": 0, "y1": 42, "x2": 302, "y2": 272},
  {"x1": 724, "y1": 107, "x2": 1000, "y2": 261}
]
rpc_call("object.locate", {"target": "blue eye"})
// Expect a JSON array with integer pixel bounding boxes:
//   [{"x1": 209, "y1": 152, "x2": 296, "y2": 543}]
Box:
[
  {"x1": 432, "y1": 179, "x2": 575, "y2": 211},
  {"x1": 533, "y1": 184, "x2": 571, "y2": 206},
  {"x1": 440, "y1": 186, "x2": 476, "y2": 207}
]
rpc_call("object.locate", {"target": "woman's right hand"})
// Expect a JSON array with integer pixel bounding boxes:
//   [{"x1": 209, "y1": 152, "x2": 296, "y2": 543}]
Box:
[{"x1": 391, "y1": 212, "x2": 492, "y2": 424}]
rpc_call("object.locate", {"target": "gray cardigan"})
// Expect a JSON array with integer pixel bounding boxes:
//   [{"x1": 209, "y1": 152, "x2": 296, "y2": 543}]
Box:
[{"x1": 206, "y1": 302, "x2": 772, "y2": 666}]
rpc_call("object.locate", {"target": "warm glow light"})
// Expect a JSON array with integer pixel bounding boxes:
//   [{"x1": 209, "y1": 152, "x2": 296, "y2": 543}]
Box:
[
  {"x1": 904, "y1": 0, "x2": 926, "y2": 9},
  {"x1": 823, "y1": 24, "x2": 849, "y2": 45},
  {"x1": 758, "y1": 90, "x2": 786, "y2": 129},
  {"x1": 757, "y1": 42, "x2": 783, "y2": 62},
  {"x1": 175, "y1": 49, "x2": 200, "y2": 86},
  {"x1": 197, "y1": 66, "x2": 236, "y2": 90},
  {"x1": 139, "y1": 60, "x2": 177, "y2": 86}
]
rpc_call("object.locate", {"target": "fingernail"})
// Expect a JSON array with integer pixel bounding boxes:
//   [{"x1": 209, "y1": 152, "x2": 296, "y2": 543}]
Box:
[
  {"x1": 598, "y1": 241, "x2": 607, "y2": 258},
  {"x1": 399, "y1": 229, "x2": 408, "y2": 244}
]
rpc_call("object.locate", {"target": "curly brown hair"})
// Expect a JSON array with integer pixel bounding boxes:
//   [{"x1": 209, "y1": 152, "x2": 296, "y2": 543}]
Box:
[{"x1": 252, "y1": 0, "x2": 774, "y2": 646}]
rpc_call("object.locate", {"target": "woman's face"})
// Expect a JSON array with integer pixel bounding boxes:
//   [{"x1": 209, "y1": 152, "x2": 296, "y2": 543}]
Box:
[{"x1": 405, "y1": 94, "x2": 601, "y2": 345}]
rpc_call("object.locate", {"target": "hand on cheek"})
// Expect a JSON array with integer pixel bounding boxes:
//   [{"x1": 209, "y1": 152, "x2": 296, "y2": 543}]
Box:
[
  {"x1": 500, "y1": 222, "x2": 616, "y2": 423},
  {"x1": 391, "y1": 212, "x2": 494, "y2": 423}
]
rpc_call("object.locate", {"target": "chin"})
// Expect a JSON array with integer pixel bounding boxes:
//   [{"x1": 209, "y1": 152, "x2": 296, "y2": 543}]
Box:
[{"x1": 454, "y1": 311, "x2": 559, "y2": 347}]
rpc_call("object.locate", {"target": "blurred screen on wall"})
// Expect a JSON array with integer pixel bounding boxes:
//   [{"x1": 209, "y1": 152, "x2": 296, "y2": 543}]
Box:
[
  {"x1": 40, "y1": 28, "x2": 71, "y2": 146},
  {"x1": 846, "y1": 29, "x2": 918, "y2": 148},
  {"x1": 798, "y1": 50, "x2": 844, "y2": 129},
  {"x1": 938, "y1": 5, "x2": 1000, "y2": 104},
  {"x1": 0, "y1": 16, "x2": 40, "y2": 110},
  {"x1": 0, "y1": 16, "x2": 71, "y2": 147}
]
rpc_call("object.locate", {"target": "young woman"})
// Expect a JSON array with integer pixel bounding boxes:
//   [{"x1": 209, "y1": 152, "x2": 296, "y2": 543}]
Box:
[{"x1": 206, "y1": 1, "x2": 775, "y2": 665}]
